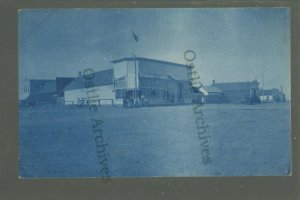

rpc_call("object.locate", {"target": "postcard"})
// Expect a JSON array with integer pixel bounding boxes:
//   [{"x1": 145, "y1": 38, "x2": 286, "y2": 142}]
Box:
[{"x1": 19, "y1": 8, "x2": 291, "y2": 179}]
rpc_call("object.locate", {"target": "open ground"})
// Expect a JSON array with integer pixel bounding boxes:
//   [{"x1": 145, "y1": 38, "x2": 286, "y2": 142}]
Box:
[{"x1": 19, "y1": 102, "x2": 291, "y2": 177}]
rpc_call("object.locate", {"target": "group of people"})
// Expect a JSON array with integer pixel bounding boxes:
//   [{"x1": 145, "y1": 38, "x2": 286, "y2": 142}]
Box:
[
  {"x1": 123, "y1": 94, "x2": 148, "y2": 107},
  {"x1": 122, "y1": 89, "x2": 183, "y2": 107}
]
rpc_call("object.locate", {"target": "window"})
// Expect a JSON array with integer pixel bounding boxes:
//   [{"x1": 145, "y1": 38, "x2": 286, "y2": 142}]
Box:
[
  {"x1": 115, "y1": 80, "x2": 126, "y2": 88},
  {"x1": 114, "y1": 77, "x2": 126, "y2": 89},
  {"x1": 24, "y1": 85, "x2": 29, "y2": 93}
]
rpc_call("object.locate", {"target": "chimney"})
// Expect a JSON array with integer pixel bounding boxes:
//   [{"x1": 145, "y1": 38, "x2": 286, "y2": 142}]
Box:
[
  {"x1": 212, "y1": 80, "x2": 216, "y2": 85},
  {"x1": 78, "y1": 71, "x2": 82, "y2": 77}
]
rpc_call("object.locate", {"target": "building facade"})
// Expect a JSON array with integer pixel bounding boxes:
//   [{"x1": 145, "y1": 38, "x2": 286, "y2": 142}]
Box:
[
  {"x1": 211, "y1": 80, "x2": 260, "y2": 104},
  {"x1": 112, "y1": 57, "x2": 192, "y2": 105}
]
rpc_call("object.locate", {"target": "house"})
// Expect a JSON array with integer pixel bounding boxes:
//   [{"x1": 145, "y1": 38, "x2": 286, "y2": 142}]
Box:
[
  {"x1": 211, "y1": 79, "x2": 260, "y2": 104},
  {"x1": 199, "y1": 86, "x2": 228, "y2": 103},
  {"x1": 64, "y1": 57, "x2": 193, "y2": 106},
  {"x1": 259, "y1": 88, "x2": 286, "y2": 103}
]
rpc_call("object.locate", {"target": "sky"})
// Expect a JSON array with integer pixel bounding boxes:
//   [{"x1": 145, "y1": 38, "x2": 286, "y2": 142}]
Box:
[{"x1": 19, "y1": 8, "x2": 291, "y2": 98}]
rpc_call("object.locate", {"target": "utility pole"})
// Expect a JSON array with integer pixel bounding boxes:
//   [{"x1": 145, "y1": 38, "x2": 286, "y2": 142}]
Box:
[{"x1": 261, "y1": 65, "x2": 264, "y2": 102}]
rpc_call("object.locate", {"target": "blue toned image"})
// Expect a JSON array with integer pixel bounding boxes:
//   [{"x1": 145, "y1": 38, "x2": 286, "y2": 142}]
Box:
[{"x1": 19, "y1": 8, "x2": 291, "y2": 179}]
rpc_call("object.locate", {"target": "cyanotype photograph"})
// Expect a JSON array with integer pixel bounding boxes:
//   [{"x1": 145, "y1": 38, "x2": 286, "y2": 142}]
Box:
[{"x1": 19, "y1": 8, "x2": 291, "y2": 179}]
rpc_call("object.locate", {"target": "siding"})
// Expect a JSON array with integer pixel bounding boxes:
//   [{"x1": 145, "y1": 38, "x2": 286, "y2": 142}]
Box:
[
  {"x1": 139, "y1": 59, "x2": 188, "y2": 81},
  {"x1": 64, "y1": 85, "x2": 115, "y2": 105}
]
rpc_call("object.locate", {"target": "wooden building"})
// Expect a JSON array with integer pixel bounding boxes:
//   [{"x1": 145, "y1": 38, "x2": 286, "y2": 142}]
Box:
[
  {"x1": 211, "y1": 80, "x2": 260, "y2": 104},
  {"x1": 64, "y1": 57, "x2": 192, "y2": 106}
]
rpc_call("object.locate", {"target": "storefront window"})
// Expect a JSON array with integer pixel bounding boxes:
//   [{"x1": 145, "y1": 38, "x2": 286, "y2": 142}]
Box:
[{"x1": 115, "y1": 78, "x2": 126, "y2": 88}]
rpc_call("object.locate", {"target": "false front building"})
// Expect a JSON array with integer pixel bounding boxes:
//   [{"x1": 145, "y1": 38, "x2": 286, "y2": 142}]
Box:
[{"x1": 64, "y1": 57, "x2": 192, "y2": 106}]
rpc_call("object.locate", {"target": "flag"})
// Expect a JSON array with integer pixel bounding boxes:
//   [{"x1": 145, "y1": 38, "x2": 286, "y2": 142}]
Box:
[{"x1": 132, "y1": 31, "x2": 138, "y2": 42}]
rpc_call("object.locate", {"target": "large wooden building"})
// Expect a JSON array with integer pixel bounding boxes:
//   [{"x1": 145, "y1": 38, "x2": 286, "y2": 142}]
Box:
[{"x1": 64, "y1": 57, "x2": 192, "y2": 106}]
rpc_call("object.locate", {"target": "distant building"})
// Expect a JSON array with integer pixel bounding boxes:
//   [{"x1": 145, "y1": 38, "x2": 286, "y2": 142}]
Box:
[
  {"x1": 199, "y1": 86, "x2": 228, "y2": 103},
  {"x1": 259, "y1": 88, "x2": 286, "y2": 103},
  {"x1": 211, "y1": 79, "x2": 260, "y2": 104},
  {"x1": 64, "y1": 57, "x2": 192, "y2": 106},
  {"x1": 21, "y1": 77, "x2": 74, "y2": 106},
  {"x1": 21, "y1": 79, "x2": 54, "y2": 106}
]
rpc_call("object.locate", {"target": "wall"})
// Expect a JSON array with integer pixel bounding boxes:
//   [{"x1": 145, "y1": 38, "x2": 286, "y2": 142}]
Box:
[
  {"x1": 64, "y1": 85, "x2": 115, "y2": 105},
  {"x1": 260, "y1": 95, "x2": 273, "y2": 102},
  {"x1": 223, "y1": 90, "x2": 249, "y2": 103},
  {"x1": 139, "y1": 77, "x2": 192, "y2": 104},
  {"x1": 202, "y1": 95, "x2": 229, "y2": 104},
  {"x1": 139, "y1": 59, "x2": 188, "y2": 81},
  {"x1": 113, "y1": 60, "x2": 139, "y2": 89}
]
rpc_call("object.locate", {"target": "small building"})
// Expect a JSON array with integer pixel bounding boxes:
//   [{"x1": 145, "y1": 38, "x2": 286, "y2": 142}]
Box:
[
  {"x1": 259, "y1": 88, "x2": 286, "y2": 103},
  {"x1": 64, "y1": 57, "x2": 193, "y2": 106},
  {"x1": 199, "y1": 86, "x2": 228, "y2": 103},
  {"x1": 211, "y1": 79, "x2": 260, "y2": 104}
]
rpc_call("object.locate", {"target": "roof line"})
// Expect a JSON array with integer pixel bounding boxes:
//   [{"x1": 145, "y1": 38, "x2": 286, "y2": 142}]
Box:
[
  {"x1": 27, "y1": 79, "x2": 55, "y2": 81},
  {"x1": 212, "y1": 80, "x2": 258, "y2": 84},
  {"x1": 111, "y1": 57, "x2": 186, "y2": 67}
]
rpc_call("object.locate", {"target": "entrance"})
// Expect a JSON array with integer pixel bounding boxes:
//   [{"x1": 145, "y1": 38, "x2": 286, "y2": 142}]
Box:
[{"x1": 177, "y1": 83, "x2": 183, "y2": 103}]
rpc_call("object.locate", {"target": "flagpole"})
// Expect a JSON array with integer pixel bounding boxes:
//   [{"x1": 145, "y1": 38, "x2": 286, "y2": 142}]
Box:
[
  {"x1": 133, "y1": 32, "x2": 136, "y2": 101},
  {"x1": 131, "y1": 30, "x2": 136, "y2": 101},
  {"x1": 131, "y1": 30, "x2": 134, "y2": 57}
]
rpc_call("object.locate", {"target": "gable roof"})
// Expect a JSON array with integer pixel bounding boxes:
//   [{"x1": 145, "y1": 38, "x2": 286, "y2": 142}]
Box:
[
  {"x1": 140, "y1": 74, "x2": 178, "y2": 80},
  {"x1": 201, "y1": 86, "x2": 222, "y2": 93},
  {"x1": 111, "y1": 57, "x2": 186, "y2": 68},
  {"x1": 29, "y1": 79, "x2": 55, "y2": 93},
  {"x1": 37, "y1": 81, "x2": 56, "y2": 94},
  {"x1": 64, "y1": 69, "x2": 113, "y2": 91}
]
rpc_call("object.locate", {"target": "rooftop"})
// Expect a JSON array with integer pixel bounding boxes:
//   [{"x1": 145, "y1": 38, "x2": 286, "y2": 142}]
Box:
[
  {"x1": 64, "y1": 69, "x2": 113, "y2": 91},
  {"x1": 202, "y1": 86, "x2": 223, "y2": 93},
  {"x1": 212, "y1": 80, "x2": 259, "y2": 91},
  {"x1": 37, "y1": 81, "x2": 56, "y2": 94},
  {"x1": 111, "y1": 57, "x2": 186, "y2": 68}
]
